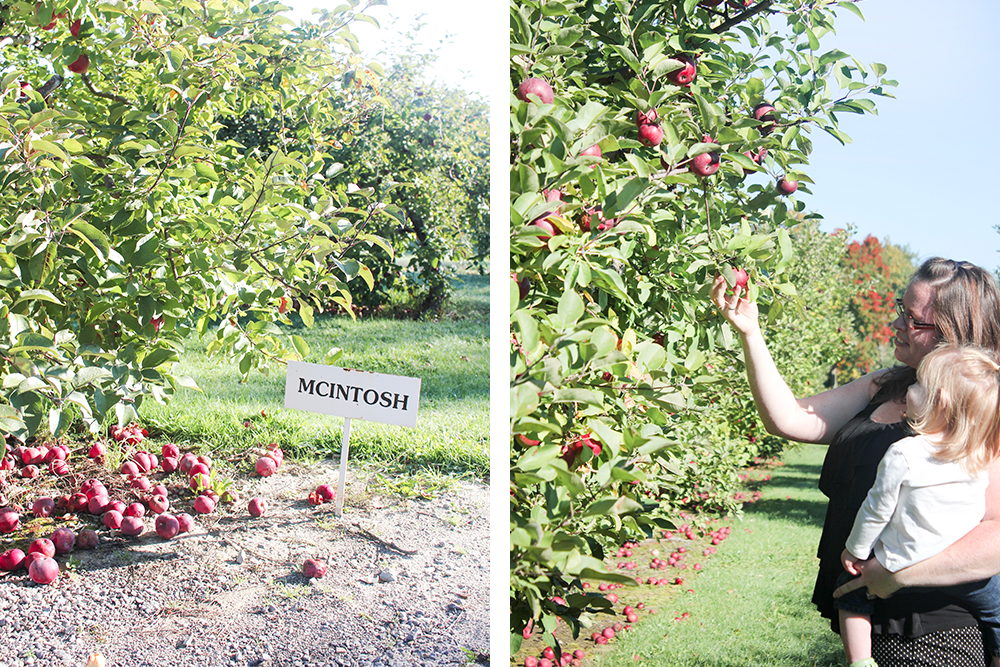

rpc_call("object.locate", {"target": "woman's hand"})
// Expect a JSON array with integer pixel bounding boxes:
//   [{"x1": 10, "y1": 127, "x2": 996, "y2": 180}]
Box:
[
  {"x1": 832, "y1": 557, "x2": 903, "y2": 600},
  {"x1": 710, "y1": 273, "x2": 760, "y2": 337}
]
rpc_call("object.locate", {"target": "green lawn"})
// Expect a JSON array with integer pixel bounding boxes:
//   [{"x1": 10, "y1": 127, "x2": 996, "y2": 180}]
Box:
[
  {"x1": 592, "y1": 444, "x2": 847, "y2": 667},
  {"x1": 139, "y1": 273, "x2": 489, "y2": 479}
]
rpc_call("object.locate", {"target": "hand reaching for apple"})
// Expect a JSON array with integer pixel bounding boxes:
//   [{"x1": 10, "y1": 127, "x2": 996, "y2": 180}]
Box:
[{"x1": 710, "y1": 273, "x2": 760, "y2": 336}]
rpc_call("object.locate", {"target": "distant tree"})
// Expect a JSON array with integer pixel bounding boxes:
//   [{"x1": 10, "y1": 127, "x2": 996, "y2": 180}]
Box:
[{"x1": 838, "y1": 234, "x2": 915, "y2": 378}]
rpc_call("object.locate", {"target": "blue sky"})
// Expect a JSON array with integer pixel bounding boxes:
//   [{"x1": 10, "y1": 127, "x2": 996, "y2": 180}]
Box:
[{"x1": 800, "y1": 0, "x2": 1000, "y2": 273}]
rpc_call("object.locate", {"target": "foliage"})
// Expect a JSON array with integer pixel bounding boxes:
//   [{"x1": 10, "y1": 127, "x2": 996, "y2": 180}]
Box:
[
  {"x1": 0, "y1": 0, "x2": 394, "y2": 444},
  {"x1": 837, "y1": 234, "x2": 915, "y2": 378},
  {"x1": 509, "y1": 0, "x2": 894, "y2": 652},
  {"x1": 323, "y1": 22, "x2": 490, "y2": 316}
]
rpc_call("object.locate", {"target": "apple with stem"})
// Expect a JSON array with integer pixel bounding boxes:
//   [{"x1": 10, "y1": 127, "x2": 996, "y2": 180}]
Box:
[
  {"x1": 637, "y1": 123, "x2": 664, "y2": 147},
  {"x1": 777, "y1": 177, "x2": 798, "y2": 195},
  {"x1": 690, "y1": 151, "x2": 721, "y2": 177}
]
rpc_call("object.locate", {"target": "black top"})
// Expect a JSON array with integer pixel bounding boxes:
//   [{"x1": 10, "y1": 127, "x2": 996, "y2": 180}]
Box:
[{"x1": 813, "y1": 401, "x2": 979, "y2": 636}]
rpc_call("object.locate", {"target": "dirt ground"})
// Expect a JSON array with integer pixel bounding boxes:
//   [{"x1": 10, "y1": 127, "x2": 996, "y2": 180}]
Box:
[{"x1": 0, "y1": 457, "x2": 490, "y2": 667}]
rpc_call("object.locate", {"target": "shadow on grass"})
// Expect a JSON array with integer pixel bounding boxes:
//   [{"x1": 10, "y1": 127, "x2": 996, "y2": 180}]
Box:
[{"x1": 744, "y1": 456, "x2": 829, "y2": 529}]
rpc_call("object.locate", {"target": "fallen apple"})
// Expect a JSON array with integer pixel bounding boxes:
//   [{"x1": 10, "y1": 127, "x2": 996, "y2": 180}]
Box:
[
  {"x1": 255, "y1": 456, "x2": 277, "y2": 477},
  {"x1": 49, "y1": 527, "x2": 76, "y2": 554},
  {"x1": 120, "y1": 515, "x2": 144, "y2": 536},
  {"x1": 175, "y1": 513, "x2": 194, "y2": 533},
  {"x1": 28, "y1": 556, "x2": 59, "y2": 584},
  {"x1": 103, "y1": 510, "x2": 124, "y2": 530},
  {"x1": 148, "y1": 494, "x2": 170, "y2": 514},
  {"x1": 193, "y1": 494, "x2": 216, "y2": 514},
  {"x1": 155, "y1": 513, "x2": 180, "y2": 540},
  {"x1": 28, "y1": 538, "x2": 56, "y2": 559},
  {"x1": 303, "y1": 558, "x2": 327, "y2": 578},
  {"x1": 77, "y1": 529, "x2": 99, "y2": 549},
  {"x1": 32, "y1": 497, "x2": 55, "y2": 518},
  {"x1": 248, "y1": 497, "x2": 267, "y2": 517},
  {"x1": 0, "y1": 548, "x2": 26, "y2": 571}
]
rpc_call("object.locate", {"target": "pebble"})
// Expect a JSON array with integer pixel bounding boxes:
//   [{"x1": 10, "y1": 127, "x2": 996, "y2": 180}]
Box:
[{"x1": 378, "y1": 569, "x2": 396, "y2": 583}]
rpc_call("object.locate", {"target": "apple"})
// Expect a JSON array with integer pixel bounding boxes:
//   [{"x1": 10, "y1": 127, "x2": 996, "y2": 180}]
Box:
[
  {"x1": 160, "y1": 456, "x2": 178, "y2": 473},
  {"x1": 516, "y1": 77, "x2": 554, "y2": 105},
  {"x1": 753, "y1": 101, "x2": 776, "y2": 135},
  {"x1": 44, "y1": 446, "x2": 67, "y2": 462},
  {"x1": 303, "y1": 558, "x2": 327, "y2": 578},
  {"x1": 637, "y1": 123, "x2": 664, "y2": 147},
  {"x1": 0, "y1": 548, "x2": 26, "y2": 571},
  {"x1": 77, "y1": 529, "x2": 99, "y2": 549},
  {"x1": 178, "y1": 452, "x2": 198, "y2": 474},
  {"x1": 120, "y1": 515, "x2": 144, "y2": 536},
  {"x1": 530, "y1": 216, "x2": 558, "y2": 242},
  {"x1": 543, "y1": 648, "x2": 555, "y2": 660},
  {"x1": 88, "y1": 494, "x2": 110, "y2": 515},
  {"x1": 120, "y1": 460, "x2": 140, "y2": 476},
  {"x1": 154, "y1": 513, "x2": 180, "y2": 540},
  {"x1": 105, "y1": 499, "x2": 126, "y2": 515},
  {"x1": 28, "y1": 556, "x2": 59, "y2": 585},
  {"x1": 248, "y1": 497, "x2": 267, "y2": 517},
  {"x1": 151, "y1": 484, "x2": 168, "y2": 497},
  {"x1": 635, "y1": 108, "x2": 658, "y2": 126},
  {"x1": 777, "y1": 177, "x2": 798, "y2": 195},
  {"x1": 125, "y1": 502, "x2": 145, "y2": 518},
  {"x1": 193, "y1": 495, "x2": 216, "y2": 514},
  {"x1": 69, "y1": 493, "x2": 89, "y2": 512},
  {"x1": 189, "y1": 472, "x2": 212, "y2": 491},
  {"x1": 69, "y1": 17, "x2": 81, "y2": 37},
  {"x1": 316, "y1": 484, "x2": 336, "y2": 501},
  {"x1": 21, "y1": 465, "x2": 39, "y2": 478},
  {"x1": 602, "y1": 627, "x2": 615, "y2": 639},
  {"x1": 149, "y1": 493, "x2": 170, "y2": 514},
  {"x1": 130, "y1": 475, "x2": 151, "y2": 491},
  {"x1": 103, "y1": 510, "x2": 124, "y2": 530},
  {"x1": 578, "y1": 143, "x2": 602, "y2": 159},
  {"x1": 82, "y1": 479, "x2": 106, "y2": 498},
  {"x1": 49, "y1": 527, "x2": 76, "y2": 554},
  {"x1": 189, "y1": 462, "x2": 210, "y2": 477},
  {"x1": 133, "y1": 451, "x2": 153, "y2": 472},
  {"x1": 196, "y1": 454, "x2": 212, "y2": 468},
  {"x1": 666, "y1": 54, "x2": 697, "y2": 87},
  {"x1": 67, "y1": 54, "x2": 89, "y2": 74},
  {"x1": 255, "y1": 456, "x2": 277, "y2": 477},
  {"x1": 220, "y1": 488, "x2": 239, "y2": 504},
  {"x1": 525, "y1": 658, "x2": 538, "y2": 667},
  {"x1": 88, "y1": 442, "x2": 106, "y2": 458},
  {"x1": 175, "y1": 513, "x2": 194, "y2": 533},
  {"x1": 29, "y1": 538, "x2": 56, "y2": 559},
  {"x1": 162, "y1": 443, "x2": 180, "y2": 459},
  {"x1": 690, "y1": 151, "x2": 721, "y2": 177},
  {"x1": 32, "y1": 497, "x2": 55, "y2": 518}
]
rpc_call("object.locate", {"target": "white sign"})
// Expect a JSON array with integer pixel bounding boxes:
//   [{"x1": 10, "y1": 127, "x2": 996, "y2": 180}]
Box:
[{"x1": 284, "y1": 362, "x2": 421, "y2": 427}]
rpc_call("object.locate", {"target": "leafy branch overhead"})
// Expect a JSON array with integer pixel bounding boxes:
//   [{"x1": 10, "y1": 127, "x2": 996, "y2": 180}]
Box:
[
  {"x1": 0, "y1": 0, "x2": 394, "y2": 441},
  {"x1": 510, "y1": 0, "x2": 894, "y2": 652}
]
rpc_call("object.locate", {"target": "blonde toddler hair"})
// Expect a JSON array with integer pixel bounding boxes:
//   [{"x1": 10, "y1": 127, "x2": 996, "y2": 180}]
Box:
[{"x1": 909, "y1": 345, "x2": 1000, "y2": 473}]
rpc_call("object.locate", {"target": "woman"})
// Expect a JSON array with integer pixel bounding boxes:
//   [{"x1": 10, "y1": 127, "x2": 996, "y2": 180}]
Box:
[{"x1": 711, "y1": 257, "x2": 1000, "y2": 665}]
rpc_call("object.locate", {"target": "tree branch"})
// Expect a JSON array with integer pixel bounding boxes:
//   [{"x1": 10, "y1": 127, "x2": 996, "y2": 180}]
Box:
[{"x1": 713, "y1": 1, "x2": 774, "y2": 34}]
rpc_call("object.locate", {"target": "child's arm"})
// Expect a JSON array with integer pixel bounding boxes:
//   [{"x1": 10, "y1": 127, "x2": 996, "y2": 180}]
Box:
[
  {"x1": 842, "y1": 548, "x2": 864, "y2": 575},
  {"x1": 835, "y1": 455, "x2": 1000, "y2": 599},
  {"x1": 843, "y1": 443, "x2": 909, "y2": 561}
]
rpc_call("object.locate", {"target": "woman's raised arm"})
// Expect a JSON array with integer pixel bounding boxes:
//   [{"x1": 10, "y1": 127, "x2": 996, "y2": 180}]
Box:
[{"x1": 710, "y1": 274, "x2": 883, "y2": 444}]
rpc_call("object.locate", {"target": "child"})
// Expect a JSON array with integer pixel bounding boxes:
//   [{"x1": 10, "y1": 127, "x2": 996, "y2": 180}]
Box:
[{"x1": 837, "y1": 344, "x2": 1000, "y2": 667}]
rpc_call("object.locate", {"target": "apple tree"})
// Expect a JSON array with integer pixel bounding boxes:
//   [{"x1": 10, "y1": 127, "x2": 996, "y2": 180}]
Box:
[
  {"x1": 510, "y1": 0, "x2": 894, "y2": 650},
  {"x1": 0, "y1": 0, "x2": 393, "y2": 444}
]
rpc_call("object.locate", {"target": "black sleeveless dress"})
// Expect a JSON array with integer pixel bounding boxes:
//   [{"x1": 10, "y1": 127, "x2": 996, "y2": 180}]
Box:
[{"x1": 814, "y1": 401, "x2": 982, "y2": 643}]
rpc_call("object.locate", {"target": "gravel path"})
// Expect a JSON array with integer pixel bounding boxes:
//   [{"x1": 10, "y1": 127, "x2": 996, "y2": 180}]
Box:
[{"x1": 0, "y1": 461, "x2": 489, "y2": 667}]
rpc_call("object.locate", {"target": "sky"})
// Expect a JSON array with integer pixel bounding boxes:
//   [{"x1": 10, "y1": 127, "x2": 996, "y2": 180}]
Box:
[
  {"x1": 281, "y1": 0, "x2": 495, "y2": 99},
  {"x1": 800, "y1": 0, "x2": 1000, "y2": 273}
]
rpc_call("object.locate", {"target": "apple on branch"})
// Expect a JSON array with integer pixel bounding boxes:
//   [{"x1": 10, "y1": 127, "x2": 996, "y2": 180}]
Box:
[
  {"x1": 666, "y1": 54, "x2": 697, "y2": 87},
  {"x1": 516, "y1": 77, "x2": 554, "y2": 105}
]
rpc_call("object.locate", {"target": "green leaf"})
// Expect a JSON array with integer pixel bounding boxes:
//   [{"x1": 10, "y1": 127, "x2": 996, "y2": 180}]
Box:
[
  {"x1": 557, "y1": 289, "x2": 584, "y2": 328},
  {"x1": 14, "y1": 289, "x2": 62, "y2": 307},
  {"x1": 291, "y1": 334, "x2": 309, "y2": 359},
  {"x1": 67, "y1": 221, "x2": 111, "y2": 262}
]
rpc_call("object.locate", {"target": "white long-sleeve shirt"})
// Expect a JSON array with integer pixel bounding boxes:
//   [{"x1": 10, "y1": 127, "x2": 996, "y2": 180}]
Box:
[{"x1": 845, "y1": 434, "x2": 988, "y2": 573}]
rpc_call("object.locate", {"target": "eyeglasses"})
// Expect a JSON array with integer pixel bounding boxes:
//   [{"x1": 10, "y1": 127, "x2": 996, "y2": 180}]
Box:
[{"x1": 895, "y1": 298, "x2": 936, "y2": 330}]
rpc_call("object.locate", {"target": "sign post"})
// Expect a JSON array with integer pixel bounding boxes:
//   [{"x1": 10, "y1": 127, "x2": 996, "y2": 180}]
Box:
[{"x1": 284, "y1": 361, "x2": 421, "y2": 517}]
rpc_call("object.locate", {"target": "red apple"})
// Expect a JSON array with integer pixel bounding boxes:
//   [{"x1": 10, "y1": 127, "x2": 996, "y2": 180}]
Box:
[
  {"x1": 315, "y1": 484, "x2": 335, "y2": 501},
  {"x1": 102, "y1": 510, "x2": 123, "y2": 530},
  {"x1": 530, "y1": 216, "x2": 558, "y2": 241},
  {"x1": 87, "y1": 494, "x2": 109, "y2": 515},
  {"x1": 0, "y1": 548, "x2": 26, "y2": 571},
  {"x1": 69, "y1": 17, "x2": 81, "y2": 36},
  {"x1": 302, "y1": 558, "x2": 327, "y2": 578},
  {"x1": 666, "y1": 54, "x2": 697, "y2": 86},
  {"x1": 255, "y1": 456, "x2": 277, "y2": 477},
  {"x1": 637, "y1": 123, "x2": 664, "y2": 147},
  {"x1": 125, "y1": 502, "x2": 145, "y2": 519},
  {"x1": 67, "y1": 54, "x2": 89, "y2": 74},
  {"x1": 636, "y1": 108, "x2": 658, "y2": 126},
  {"x1": 578, "y1": 144, "x2": 602, "y2": 159},
  {"x1": 154, "y1": 513, "x2": 180, "y2": 540},
  {"x1": 148, "y1": 494, "x2": 169, "y2": 514},
  {"x1": 28, "y1": 538, "x2": 56, "y2": 558},
  {"x1": 32, "y1": 497, "x2": 55, "y2": 518},
  {"x1": 248, "y1": 497, "x2": 267, "y2": 517},
  {"x1": 49, "y1": 527, "x2": 76, "y2": 554},
  {"x1": 120, "y1": 515, "x2": 144, "y2": 536},
  {"x1": 175, "y1": 513, "x2": 194, "y2": 533},
  {"x1": 160, "y1": 456, "x2": 178, "y2": 473},
  {"x1": 777, "y1": 177, "x2": 798, "y2": 195},
  {"x1": 193, "y1": 495, "x2": 216, "y2": 514},
  {"x1": 690, "y1": 151, "x2": 721, "y2": 177},
  {"x1": 88, "y1": 442, "x2": 106, "y2": 458},
  {"x1": 189, "y1": 472, "x2": 211, "y2": 491},
  {"x1": 753, "y1": 101, "x2": 776, "y2": 135},
  {"x1": 178, "y1": 452, "x2": 198, "y2": 474},
  {"x1": 119, "y1": 460, "x2": 140, "y2": 476},
  {"x1": 516, "y1": 77, "x2": 554, "y2": 105},
  {"x1": 28, "y1": 556, "x2": 59, "y2": 584},
  {"x1": 162, "y1": 443, "x2": 180, "y2": 459},
  {"x1": 77, "y1": 529, "x2": 99, "y2": 549}
]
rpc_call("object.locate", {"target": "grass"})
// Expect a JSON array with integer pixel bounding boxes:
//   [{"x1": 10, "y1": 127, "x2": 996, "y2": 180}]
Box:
[
  {"x1": 591, "y1": 444, "x2": 846, "y2": 667},
  {"x1": 139, "y1": 272, "x2": 489, "y2": 479}
]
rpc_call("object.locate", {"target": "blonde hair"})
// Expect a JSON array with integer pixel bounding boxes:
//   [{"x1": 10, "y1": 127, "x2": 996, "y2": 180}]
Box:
[{"x1": 908, "y1": 345, "x2": 1000, "y2": 473}]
